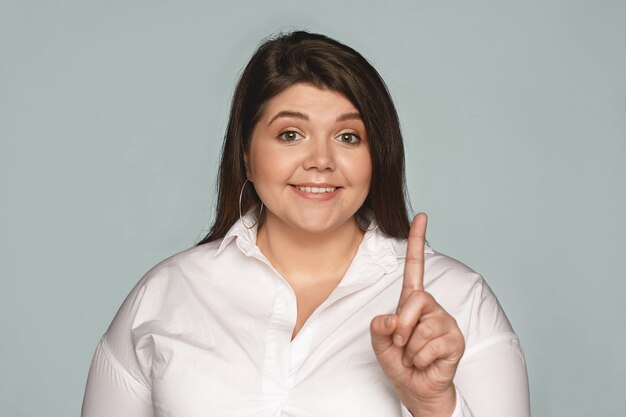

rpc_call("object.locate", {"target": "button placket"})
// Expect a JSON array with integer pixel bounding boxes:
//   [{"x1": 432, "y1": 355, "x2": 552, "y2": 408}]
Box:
[
  {"x1": 288, "y1": 321, "x2": 315, "y2": 387},
  {"x1": 261, "y1": 280, "x2": 295, "y2": 398}
]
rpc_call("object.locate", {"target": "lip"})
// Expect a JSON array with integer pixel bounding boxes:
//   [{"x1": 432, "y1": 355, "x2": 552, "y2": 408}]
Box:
[
  {"x1": 291, "y1": 183, "x2": 340, "y2": 188},
  {"x1": 289, "y1": 184, "x2": 341, "y2": 201}
]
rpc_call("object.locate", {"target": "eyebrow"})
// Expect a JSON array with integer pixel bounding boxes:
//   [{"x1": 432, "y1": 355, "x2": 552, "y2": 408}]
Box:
[{"x1": 268, "y1": 110, "x2": 362, "y2": 125}]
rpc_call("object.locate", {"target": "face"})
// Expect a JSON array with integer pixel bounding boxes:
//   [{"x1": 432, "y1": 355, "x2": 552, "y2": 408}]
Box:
[{"x1": 244, "y1": 83, "x2": 372, "y2": 235}]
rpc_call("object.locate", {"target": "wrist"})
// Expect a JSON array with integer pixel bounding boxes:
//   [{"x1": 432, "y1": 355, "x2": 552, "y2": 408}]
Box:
[{"x1": 399, "y1": 385, "x2": 456, "y2": 417}]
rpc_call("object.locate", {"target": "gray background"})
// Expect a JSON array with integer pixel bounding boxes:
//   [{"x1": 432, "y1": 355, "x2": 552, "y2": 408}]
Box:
[{"x1": 1, "y1": 0, "x2": 625, "y2": 416}]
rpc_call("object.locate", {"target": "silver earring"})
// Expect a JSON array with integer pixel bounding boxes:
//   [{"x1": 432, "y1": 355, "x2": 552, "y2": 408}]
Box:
[{"x1": 239, "y1": 179, "x2": 264, "y2": 229}]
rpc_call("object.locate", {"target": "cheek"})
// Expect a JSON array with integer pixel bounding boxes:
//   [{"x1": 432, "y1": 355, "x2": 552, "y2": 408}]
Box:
[
  {"x1": 249, "y1": 149, "x2": 298, "y2": 183},
  {"x1": 337, "y1": 153, "x2": 372, "y2": 188},
  {"x1": 355, "y1": 158, "x2": 373, "y2": 200},
  {"x1": 361, "y1": 159, "x2": 373, "y2": 186}
]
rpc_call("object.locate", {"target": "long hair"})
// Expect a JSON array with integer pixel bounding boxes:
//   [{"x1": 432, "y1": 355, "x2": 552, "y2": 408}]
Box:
[{"x1": 196, "y1": 30, "x2": 411, "y2": 245}]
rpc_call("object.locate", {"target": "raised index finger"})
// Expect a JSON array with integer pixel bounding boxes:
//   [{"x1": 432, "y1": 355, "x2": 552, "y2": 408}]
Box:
[{"x1": 401, "y1": 213, "x2": 428, "y2": 298}]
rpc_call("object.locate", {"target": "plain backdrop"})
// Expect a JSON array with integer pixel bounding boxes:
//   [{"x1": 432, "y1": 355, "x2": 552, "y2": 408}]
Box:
[{"x1": 1, "y1": 1, "x2": 625, "y2": 416}]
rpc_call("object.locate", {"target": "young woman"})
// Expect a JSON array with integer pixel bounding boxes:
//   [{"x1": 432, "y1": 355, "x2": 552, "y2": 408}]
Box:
[{"x1": 82, "y1": 31, "x2": 530, "y2": 417}]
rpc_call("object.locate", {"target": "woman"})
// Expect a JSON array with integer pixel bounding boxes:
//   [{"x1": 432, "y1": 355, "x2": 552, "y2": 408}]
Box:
[{"x1": 82, "y1": 31, "x2": 530, "y2": 417}]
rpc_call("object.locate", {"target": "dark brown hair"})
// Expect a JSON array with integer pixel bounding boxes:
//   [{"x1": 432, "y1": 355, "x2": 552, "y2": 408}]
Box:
[{"x1": 196, "y1": 30, "x2": 411, "y2": 244}]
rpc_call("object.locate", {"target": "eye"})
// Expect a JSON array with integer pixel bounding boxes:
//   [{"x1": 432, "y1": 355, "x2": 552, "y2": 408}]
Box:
[
  {"x1": 337, "y1": 132, "x2": 361, "y2": 144},
  {"x1": 278, "y1": 130, "x2": 303, "y2": 142}
]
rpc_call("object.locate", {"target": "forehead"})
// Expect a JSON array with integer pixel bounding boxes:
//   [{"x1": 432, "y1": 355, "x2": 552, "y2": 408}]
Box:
[{"x1": 261, "y1": 83, "x2": 360, "y2": 121}]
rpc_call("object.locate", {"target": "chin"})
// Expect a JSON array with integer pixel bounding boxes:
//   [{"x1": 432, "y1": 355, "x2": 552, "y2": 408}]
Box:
[{"x1": 292, "y1": 216, "x2": 356, "y2": 234}]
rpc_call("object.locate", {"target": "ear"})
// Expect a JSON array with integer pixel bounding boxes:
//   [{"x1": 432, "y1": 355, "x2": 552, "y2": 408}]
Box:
[{"x1": 243, "y1": 152, "x2": 252, "y2": 180}]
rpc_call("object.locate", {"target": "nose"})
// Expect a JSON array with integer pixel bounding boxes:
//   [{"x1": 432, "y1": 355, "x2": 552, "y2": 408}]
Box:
[{"x1": 303, "y1": 137, "x2": 336, "y2": 171}]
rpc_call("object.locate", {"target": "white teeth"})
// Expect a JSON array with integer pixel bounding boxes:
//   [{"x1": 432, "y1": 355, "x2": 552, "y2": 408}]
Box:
[{"x1": 296, "y1": 186, "x2": 336, "y2": 193}]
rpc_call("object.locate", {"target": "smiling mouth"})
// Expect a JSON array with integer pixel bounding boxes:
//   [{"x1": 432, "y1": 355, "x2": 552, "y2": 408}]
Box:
[
  {"x1": 295, "y1": 185, "x2": 337, "y2": 194},
  {"x1": 290, "y1": 184, "x2": 340, "y2": 194}
]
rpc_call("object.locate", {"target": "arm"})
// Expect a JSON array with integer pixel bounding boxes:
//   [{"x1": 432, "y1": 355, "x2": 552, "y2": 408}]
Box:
[
  {"x1": 400, "y1": 387, "x2": 474, "y2": 417},
  {"x1": 453, "y1": 332, "x2": 530, "y2": 417},
  {"x1": 372, "y1": 214, "x2": 530, "y2": 417},
  {"x1": 81, "y1": 337, "x2": 154, "y2": 417},
  {"x1": 399, "y1": 333, "x2": 529, "y2": 417},
  {"x1": 81, "y1": 281, "x2": 155, "y2": 417}
]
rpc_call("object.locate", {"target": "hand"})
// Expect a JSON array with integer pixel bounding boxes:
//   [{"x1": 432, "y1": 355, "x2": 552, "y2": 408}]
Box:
[{"x1": 370, "y1": 213, "x2": 465, "y2": 417}]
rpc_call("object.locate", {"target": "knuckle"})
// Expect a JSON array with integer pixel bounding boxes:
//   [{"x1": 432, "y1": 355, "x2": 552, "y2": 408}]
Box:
[
  {"x1": 405, "y1": 256, "x2": 420, "y2": 265},
  {"x1": 429, "y1": 340, "x2": 441, "y2": 357},
  {"x1": 396, "y1": 323, "x2": 412, "y2": 336},
  {"x1": 369, "y1": 317, "x2": 379, "y2": 332},
  {"x1": 438, "y1": 315, "x2": 455, "y2": 331},
  {"x1": 413, "y1": 351, "x2": 428, "y2": 369},
  {"x1": 417, "y1": 323, "x2": 433, "y2": 338},
  {"x1": 406, "y1": 289, "x2": 424, "y2": 302},
  {"x1": 457, "y1": 332, "x2": 466, "y2": 352},
  {"x1": 422, "y1": 291, "x2": 436, "y2": 304},
  {"x1": 401, "y1": 288, "x2": 418, "y2": 299}
]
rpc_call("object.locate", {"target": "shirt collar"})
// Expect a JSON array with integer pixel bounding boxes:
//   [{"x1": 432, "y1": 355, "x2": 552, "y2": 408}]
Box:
[
  {"x1": 214, "y1": 212, "x2": 260, "y2": 257},
  {"x1": 214, "y1": 212, "x2": 434, "y2": 273}
]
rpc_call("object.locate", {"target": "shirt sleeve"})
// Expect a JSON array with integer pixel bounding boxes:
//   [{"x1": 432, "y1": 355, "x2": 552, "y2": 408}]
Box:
[
  {"x1": 400, "y1": 260, "x2": 530, "y2": 417},
  {"x1": 81, "y1": 337, "x2": 154, "y2": 417},
  {"x1": 81, "y1": 280, "x2": 155, "y2": 417},
  {"x1": 400, "y1": 386, "x2": 475, "y2": 417},
  {"x1": 399, "y1": 334, "x2": 529, "y2": 417},
  {"x1": 453, "y1": 332, "x2": 530, "y2": 417}
]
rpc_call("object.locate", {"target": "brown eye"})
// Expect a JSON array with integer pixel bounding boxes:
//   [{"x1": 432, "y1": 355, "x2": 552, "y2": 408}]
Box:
[
  {"x1": 278, "y1": 131, "x2": 303, "y2": 142},
  {"x1": 337, "y1": 133, "x2": 361, "y2": 144}
]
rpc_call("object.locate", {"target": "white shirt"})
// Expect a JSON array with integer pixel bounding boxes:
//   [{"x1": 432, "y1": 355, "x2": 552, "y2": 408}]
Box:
[{"x1": 82, "y1": 215, "x2": 530, "y2": 417}]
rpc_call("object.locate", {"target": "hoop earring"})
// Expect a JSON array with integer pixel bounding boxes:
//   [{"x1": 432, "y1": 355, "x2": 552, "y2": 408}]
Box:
[{"x1": 239, "y1": 179, "x2": 263, "y2": 229}]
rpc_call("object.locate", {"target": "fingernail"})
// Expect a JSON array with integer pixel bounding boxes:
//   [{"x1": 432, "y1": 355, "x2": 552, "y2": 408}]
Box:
[
  {"x1": 384, "y1": 316, "x2": 391, "y2": 327},
  {"x1": 393, "y1": 334, "x2": 403, "y2": 346}
]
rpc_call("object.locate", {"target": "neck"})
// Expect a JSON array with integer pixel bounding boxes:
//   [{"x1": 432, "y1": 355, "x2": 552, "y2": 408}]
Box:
[{"x1": 256, "y1": 215, "x2": 365, "y2": 285}]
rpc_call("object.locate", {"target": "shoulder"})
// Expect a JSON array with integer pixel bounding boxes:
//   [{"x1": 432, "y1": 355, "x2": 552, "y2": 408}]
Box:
[
  {"x1": 427, "y1": 249, "x2": 515, "y2": 349},
  {"x1": 129, "y1": 239, "x2": 225, "y2": 291},
  {"x1": 384, "y1": 234, "x2": 485, "y2": 295},
  {"x1": 102, "y1": 239, "x2": 226, "y2": 342},
  {"x1": 385, "y1": 236, "x2": 515, "y2": 349},
  {"x1": 148, "y1": 240, "x2": 222, "y2": 276},
  {"x1": 98, "y1": 240, "x2": 228, "y2": 380},
  {"x1": 425, "y1": 248, "x2": 484, "y2": 296}
]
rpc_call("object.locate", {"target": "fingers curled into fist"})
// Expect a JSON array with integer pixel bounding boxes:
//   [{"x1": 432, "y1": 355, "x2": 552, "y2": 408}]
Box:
[{"x1": 394, "y1": 290, "x2": 465, "y2": 370}]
